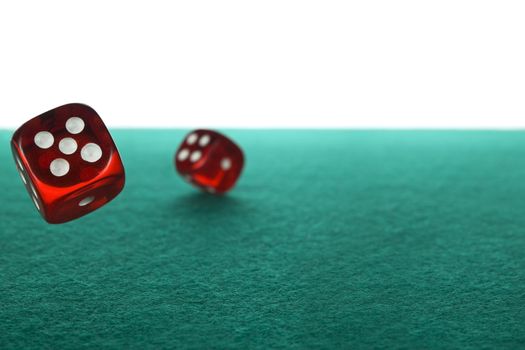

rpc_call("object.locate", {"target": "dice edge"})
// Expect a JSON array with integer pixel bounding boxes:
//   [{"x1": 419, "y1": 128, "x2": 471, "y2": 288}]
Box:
[{"x1": 10, "y1": 138, "x2": 47, "y2": 221}]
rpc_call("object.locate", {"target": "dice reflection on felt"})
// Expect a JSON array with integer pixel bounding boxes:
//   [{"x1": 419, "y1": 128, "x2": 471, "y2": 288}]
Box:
[
  {"x1": 175, "y1": 130, "x2": 244, "y2": 194},
  {"x1": 11, "y1": 103, "x2": 125, "y2": 224}
]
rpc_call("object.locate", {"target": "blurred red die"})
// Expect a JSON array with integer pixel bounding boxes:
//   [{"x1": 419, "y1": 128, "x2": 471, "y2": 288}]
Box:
[{"x1": 175, "y1": 130, "x2": 244, "y2": 194}]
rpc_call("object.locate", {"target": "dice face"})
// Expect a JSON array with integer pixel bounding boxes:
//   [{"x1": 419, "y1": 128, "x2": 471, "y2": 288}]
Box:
[
  {"x1": 175, "y1": 130, "x2": 244, "y2": 193},
  {"x1": 11, "y1": 103, "x2": 125, "y2": 224}
]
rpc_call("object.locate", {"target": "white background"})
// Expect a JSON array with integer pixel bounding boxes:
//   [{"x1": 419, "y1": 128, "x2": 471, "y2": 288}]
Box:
[{"x1": 0, "y1": 0, "x2": 523, "y2": 128}]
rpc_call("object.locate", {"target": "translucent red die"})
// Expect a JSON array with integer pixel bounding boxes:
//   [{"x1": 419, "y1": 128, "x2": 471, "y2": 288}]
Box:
[
  {"x1": 175, "y1": 130, "x2": 244, "y2": 194},
  {"x1": 11, "y1": 103, "x2": 125, "y2": 224}
]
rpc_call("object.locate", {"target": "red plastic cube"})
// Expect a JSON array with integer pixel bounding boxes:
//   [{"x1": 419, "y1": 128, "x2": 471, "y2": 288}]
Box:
[
  {"x1": 11, "y1": 103, "x2": 125, "y2": 224},
  {"x1": 175, "y1": 130, "x2": 244, "y2": 194}
]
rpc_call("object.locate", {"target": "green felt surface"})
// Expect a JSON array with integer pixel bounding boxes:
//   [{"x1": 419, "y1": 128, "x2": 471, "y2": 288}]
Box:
[{"x1": 1, "y1": 130, "x2": 525, "y2": 349}]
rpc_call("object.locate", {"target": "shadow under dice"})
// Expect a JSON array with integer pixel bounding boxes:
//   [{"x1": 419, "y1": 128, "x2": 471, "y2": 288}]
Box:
[
  {"x1": 175, "y1": 130, "x2": 244, "y2": 194},
  {"x1": 11, "y1": 103, "x2": 125, "y2": 224}
]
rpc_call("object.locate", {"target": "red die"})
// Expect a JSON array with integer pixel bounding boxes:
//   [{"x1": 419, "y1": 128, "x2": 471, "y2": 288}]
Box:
[
  {"x1": 11, "y1": 103, "x2": 125, "y2": 224},
  {"x1": 175, "y1": 130, "x2": 244, "y2": 194}
]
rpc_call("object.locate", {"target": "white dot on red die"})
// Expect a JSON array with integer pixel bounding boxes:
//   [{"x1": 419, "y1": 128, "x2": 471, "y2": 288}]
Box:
[
  {"x1": 186, "y1": 133, "x2": 198, "y2": 145},
  {"x1": 59, "y1": 137, "x2": 78, "y2": 155},
  {"x1": 34, "y1": 131, "x2": 54, "y2": 149},
  {"x1": 79, "y1": 196, "x2": 95, "y2": 207},
  {"x1": 190, "y1": 150, "x2": 202, "y2": 163},
  {"x1": 221, "y1": 158, "x2": 232, "y2": 170},
  {"x1": 81, "y1": 143, "x2": 103, "y2": 163},
  {"x1": 66, "y1": 117, "x2": 85, "y2": 134},
  {"x1": 50, "y1": 158, "x2": 70, "y2": 177},
  {"x1": 199, "y1": 134, "x2": 211, "y2": 147},
  {"x1": 178, "y1": 148, "x2": 190, "y2": 161}
]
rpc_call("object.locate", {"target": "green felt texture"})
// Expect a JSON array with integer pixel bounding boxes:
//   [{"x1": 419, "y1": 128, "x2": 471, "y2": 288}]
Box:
[{"x1": 1, "y1": 130, "x2": 524, "y2": 349}]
